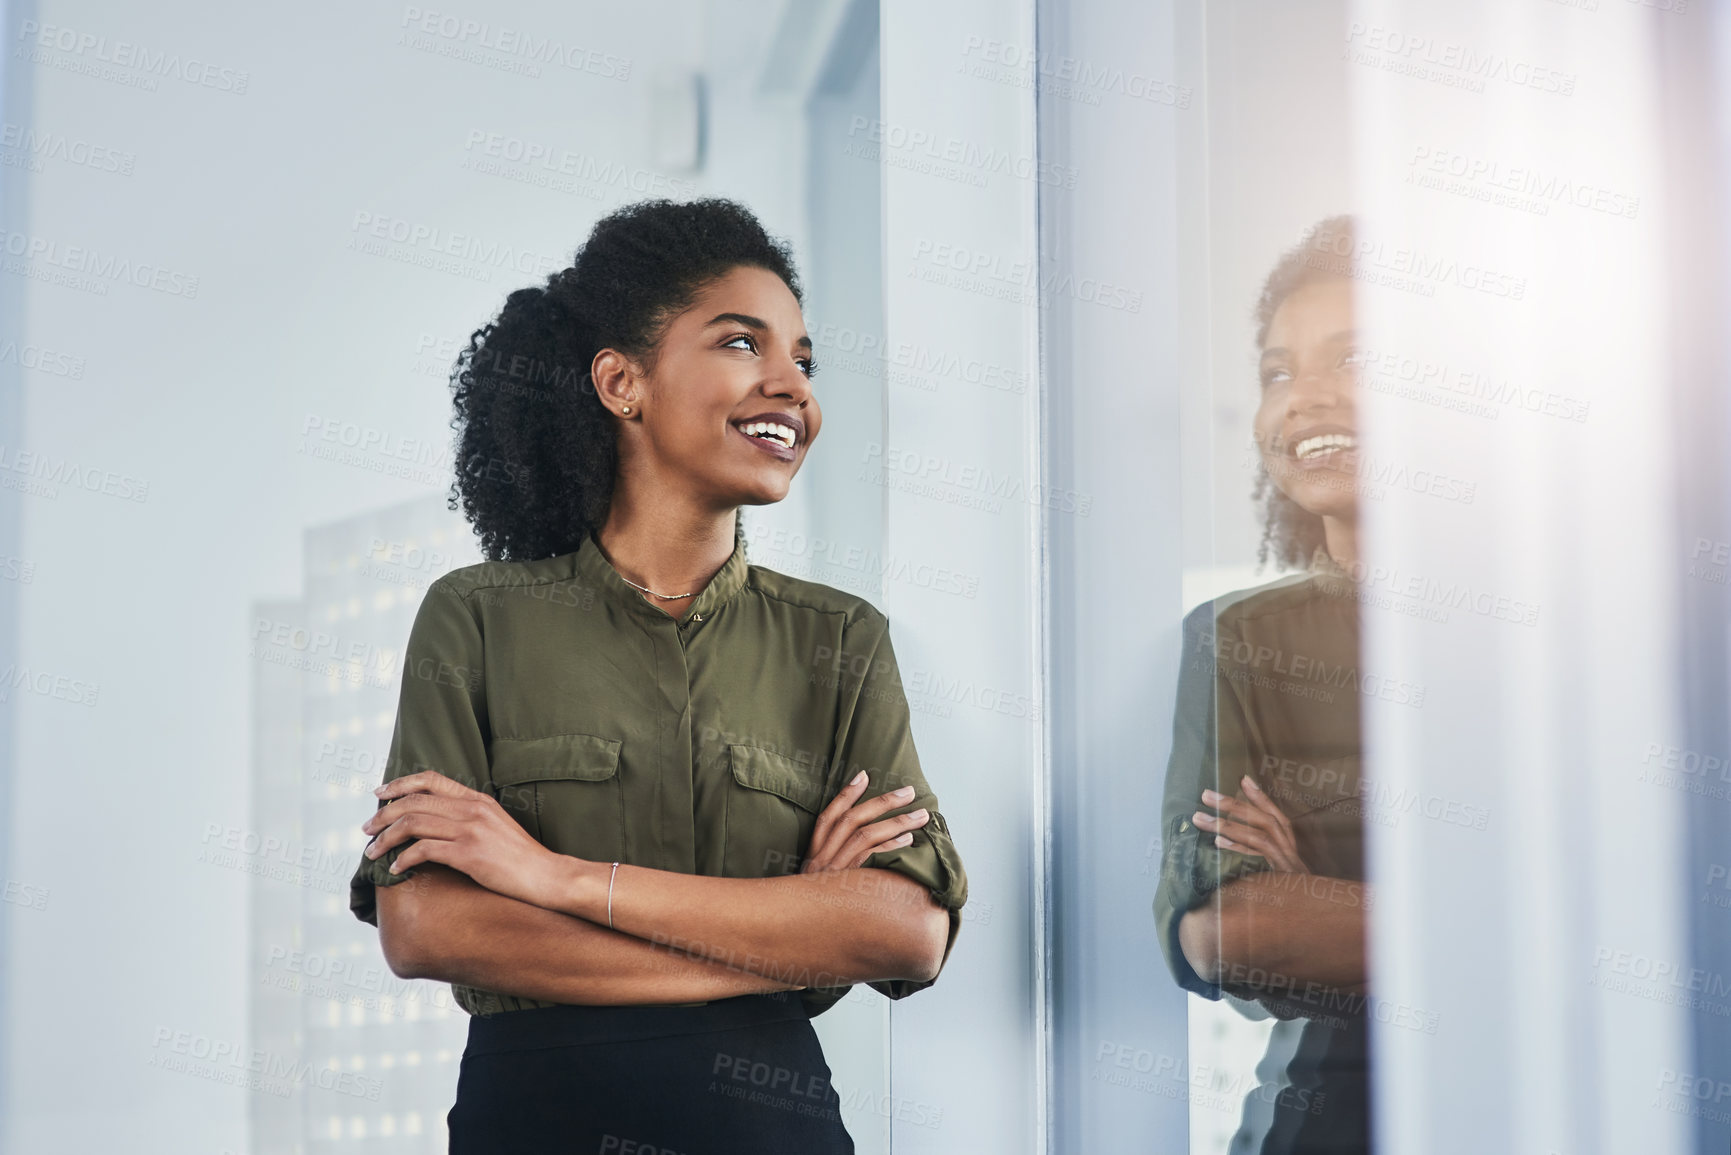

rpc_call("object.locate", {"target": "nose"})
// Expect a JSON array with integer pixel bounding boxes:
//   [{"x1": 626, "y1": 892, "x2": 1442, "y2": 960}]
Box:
[
  {"x1": 1286, "y1": 363, "x2": 1349, "y2": 418},
  {"x1": 769, "y1": 356, "x2": 815, "y2": 407}
]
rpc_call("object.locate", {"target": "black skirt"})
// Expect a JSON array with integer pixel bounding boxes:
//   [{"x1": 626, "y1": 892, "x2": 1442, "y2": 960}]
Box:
[{"x1": 446, "y1": 990, "x2": 855, "y2": 1154}]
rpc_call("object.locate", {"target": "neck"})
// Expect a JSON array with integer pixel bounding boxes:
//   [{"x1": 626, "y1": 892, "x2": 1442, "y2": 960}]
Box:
[
  {"x1": 594, "y1": 487, "x2": 737, "y2": 603},
  {"x1": 1322, "y1": 515, "x2": 1358, "y2": 571}
]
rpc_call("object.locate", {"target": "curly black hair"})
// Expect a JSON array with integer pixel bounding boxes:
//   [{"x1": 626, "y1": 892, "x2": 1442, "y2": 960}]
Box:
[
  {"x1": 1252, "y1": 213, "x2": 1356, "y2": 571},
  {"x1": 446, "y1": 197, "x2": 804, "y2": 562}
]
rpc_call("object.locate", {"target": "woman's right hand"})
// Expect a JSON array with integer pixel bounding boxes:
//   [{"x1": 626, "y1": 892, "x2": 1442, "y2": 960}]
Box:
[{"x1": 800, "y1": 771, "x2": 931, "y2": 873}]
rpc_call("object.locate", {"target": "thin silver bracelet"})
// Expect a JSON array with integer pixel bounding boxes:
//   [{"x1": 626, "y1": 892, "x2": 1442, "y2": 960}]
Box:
[{"x1": 607, "y1": 861, "x2": 620, "y2": 929}]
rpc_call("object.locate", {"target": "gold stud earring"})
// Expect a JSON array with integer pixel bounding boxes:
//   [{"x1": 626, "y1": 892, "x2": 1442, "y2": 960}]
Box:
[{"x1": 622, "y1": 405, "x2": 632, "y2": 414}]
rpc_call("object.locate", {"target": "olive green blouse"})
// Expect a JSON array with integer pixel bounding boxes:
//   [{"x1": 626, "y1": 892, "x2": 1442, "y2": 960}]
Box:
[
  {"x1": 349, "y1": 531, "x2": 968, "y2": 1018},
  {"x1": 1153, "y1": 567, "x2": 1366, "y2": 1007}
]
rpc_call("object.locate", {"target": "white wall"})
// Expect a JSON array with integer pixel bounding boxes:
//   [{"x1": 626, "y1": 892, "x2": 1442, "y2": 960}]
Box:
[{"x1": 0, "y1": 2, "x2": 846, "y2": 1149}]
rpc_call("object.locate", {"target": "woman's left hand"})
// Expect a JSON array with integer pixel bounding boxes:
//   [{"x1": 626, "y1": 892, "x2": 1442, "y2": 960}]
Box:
[
  {"x1": 362, "y1": 770, "x2": 575, "y2": 909},
  {"x1": 1192, "y1": 776, "x2": 1309, "y2": 873}
]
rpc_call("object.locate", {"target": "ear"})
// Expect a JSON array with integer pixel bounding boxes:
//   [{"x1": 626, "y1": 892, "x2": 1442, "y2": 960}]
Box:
[{"x1": 589, "y1": 348, "x2": 642, "y2": 415}]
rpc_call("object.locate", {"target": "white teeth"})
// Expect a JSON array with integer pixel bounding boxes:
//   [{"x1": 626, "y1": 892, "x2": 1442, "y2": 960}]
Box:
[
  {"x1": 1293, "y1": 433, "x2": 1357, "y2": 460},
  {"x1": 738, "y1": 421, "x2": 796, "y2": 448}
]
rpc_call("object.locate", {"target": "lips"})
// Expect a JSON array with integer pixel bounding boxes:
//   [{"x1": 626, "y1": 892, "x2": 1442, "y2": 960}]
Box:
[
  {"x1": 731, "y1": 411, "x2": 803, "y2": 460},
  {"x1": 1280, "y1": 423, "x2": 1358, "y2": 471},
  {"x1": 733, "y1": 411, "x2": 804, "y2": 442}
]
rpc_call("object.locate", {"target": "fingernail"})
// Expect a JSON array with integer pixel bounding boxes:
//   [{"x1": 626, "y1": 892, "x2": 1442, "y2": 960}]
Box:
[
  {"x1": 1192, "y1": 811, "x2": 1211, "y2": 825},
  {"x1": 852, "y1": 771, "x2": 867, "y2": 786},
  {"x1": 1241, "y1": 776, "x2": 1260, "y2": 793},
  {"x1": 374, "y1": 785, "x2": 387, "y2": 796},
  {"x1": 893, "y1": 785, "x2": 915, "y2": 799},
  {"x1": 1201, "y1": 789, "x2": 1221, "y2": 805},
  {"x1": 911, "y1": 808, "x2": 929, "y2": 822},
  {"x1": 895, "y1": 832, "x2": 913, "y2": 845}
]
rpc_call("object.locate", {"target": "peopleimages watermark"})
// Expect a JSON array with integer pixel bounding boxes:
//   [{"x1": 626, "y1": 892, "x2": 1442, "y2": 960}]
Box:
[
  {"x1": 957, "y1": 36, "x2": 1192, "y2": 110},
  {"x1": 1689, "y1": 538, "x2": 1731, "y2": 588},
  {"x1": 1355, "y1": 342, "x2": 1590, "y2": 424},
  {"x1": 0, "y1": 663, "x2": 98, "y2": 706},
  {"x1": 845, "y1": 116, "x2": 1077, "y2": 189},
  {"x1": 1655, "y1": 1068, "x2": 1731, "y2": 1127},
  {"x1": 298, "y1": 413, "x2": 522, "y2": 493},
  {"x1": 1194, "y1": 629, "x2": 1427, "y2": 709},
  {"x1": 1405, "y1": 145, "x2": 1639, "y2": 221},
  {"x1": 1638, "y1": 740, "x2": 1731, "y2": 801},
  {"x1": 1093, "y1": 1042, "x2": 1325, "y2": 1114},
  {"x1": 397, "y1": 6, "x2": 632, "y2": 80},
  {"x1": 15, "y1": 19, "x2": 250, "y2": 95},
  {"x1": 1344, "y1": 23, "x2": 1577, "y2": 96},
  {"x1": 745, "y1": 523, "x2": 982, "y2": 599},
  {"x1": 249, "y1": 613, "x2": 396, "y2": 690},
  {"x1": 810, "y1": 322, "x2": 1030, "y2": 396},
  {"x1": 1591, "y1": 947, "x2": 1731, "y2": 1017},
  {"x1": 0, "y1": 443, "x2": 149, "y2": 502},
  {"x1": 1249, "y1": 439, "x2": 1480, "y2": 506},
  {"x1": 358, "y1": 532, "x2": 474, "y2": 593},
  {"x1": 0, "y1": 877, "x2": 48, "y2": 911},
  {"x1": 0, "y1": 121, "x2": 134, "y2": 175},
  {"x1": 262, "y1": 943, "x2": 460, "y2": 1017},
  {"x1": 907, "y1": 237, "x2": 1144, "y2": 313},
  {"x1": 1313, "y1": 561, "x2": 1541, "y2": 628},
  {"x1": 1703, "y1": 863, "x2": 1731, "y2": 911},
  {"x1": 148, "y1": 1027, "x2": 382, "y2": 1100},
  {"x1": 0, "y1": 338, "x2": 86, "y2": 379},
  {"x1": 198, "y1": 821, "x2": 353, "y2": 894},
  {"x1": 1259, "y1": 755, "x2": 1491, "y2": 831},
  {"x1": 0, "y1": 228, "x2": 198, "y2": 298},
  {"x1": 860, "y1": 440, "x2": 1092, "y2": 517},
  {"x1": 347, "y1": 210, "x2": 565, "y2": 284},
  {"x1": 461, "y1": 128, "x2": 696, "y2": 201},
  {"x1": 1300, "y1": 229, "x2": 1527, "y2": 302}
]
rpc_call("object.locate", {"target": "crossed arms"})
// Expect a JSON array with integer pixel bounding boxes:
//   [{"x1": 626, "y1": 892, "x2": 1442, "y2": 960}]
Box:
[{"x1": 372, "y1": 768, "x2": 952, "y2": 1005}]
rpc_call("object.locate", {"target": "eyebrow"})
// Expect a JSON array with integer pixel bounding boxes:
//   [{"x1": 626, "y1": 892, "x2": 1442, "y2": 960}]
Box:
[
  {"x1": 705, "y1": 312, "x2": 813, "y2": 351},
  {"x1": 1260, "y1": 329, "x2": 1358, "y2": 360}
]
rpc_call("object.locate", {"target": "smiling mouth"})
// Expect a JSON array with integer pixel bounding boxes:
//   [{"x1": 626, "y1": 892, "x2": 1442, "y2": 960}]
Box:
[
  {"x1": 1291, "y1": 433, "x2": 1358, "y2": 461},
  {"x1": 734, "y1": 420, "x2": 797, "y2": 450}
]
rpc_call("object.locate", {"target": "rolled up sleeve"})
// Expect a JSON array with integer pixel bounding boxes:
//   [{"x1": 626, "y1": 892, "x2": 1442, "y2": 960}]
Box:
[
  {"x1": 825, "y1": 606, "x2": 967, "y2": 1003},
  {"x1": 1154, "y1": 602, "x2": 1271, "y2": 1002},
  {"x1": 348, "y1": 576, "x2": 492, "y2": 928}
]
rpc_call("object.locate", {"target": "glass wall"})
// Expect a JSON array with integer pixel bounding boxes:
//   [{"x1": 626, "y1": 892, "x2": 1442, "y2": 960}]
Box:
[{"x1": 1042, "y1": 1, "x2": 1731, "y2": 1152}]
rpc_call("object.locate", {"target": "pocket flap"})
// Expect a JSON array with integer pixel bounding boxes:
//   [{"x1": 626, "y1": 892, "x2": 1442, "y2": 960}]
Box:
[
  {"x1": 729, "y1": 744, "x2": 826, "y2": 814},
  {"x1": 490, "y1": 733, "x2": 622, "y2": 786}
]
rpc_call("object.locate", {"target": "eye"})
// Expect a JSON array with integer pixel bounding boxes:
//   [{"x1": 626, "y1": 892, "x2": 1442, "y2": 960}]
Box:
[
  {"x1": 1339, "y1": 348, "x2": 1365, "y2": 370},
  {"x1": 1259, "y1": 366, "x2": 1292, "y2": 390},
  {"x1": 724, "y1": 332, "x2": 818, "y2": 379}
]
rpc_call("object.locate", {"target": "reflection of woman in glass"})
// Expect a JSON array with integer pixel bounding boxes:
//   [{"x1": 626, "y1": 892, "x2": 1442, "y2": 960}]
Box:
[
  {"x1": 1154, "y1": 216, "x2": 1373, "y2": 1153},
  {"x1": 347, "y1": 198, "x2": 968, "y2": 1153}
]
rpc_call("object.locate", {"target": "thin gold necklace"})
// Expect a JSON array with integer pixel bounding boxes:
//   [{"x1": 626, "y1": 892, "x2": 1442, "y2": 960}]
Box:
[
  {"x1": 594, "y1": 535, "x2": 698, "y2": 600},
  {"x1": 614, "y1": 572, "x2": 696, "y2": 601}
]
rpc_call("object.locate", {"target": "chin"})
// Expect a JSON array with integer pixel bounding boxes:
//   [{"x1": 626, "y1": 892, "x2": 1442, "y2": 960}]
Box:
[
  {"x1": 734, "y1": 483, "x2": 792, "y2": 507},
  {"x1": 1284, "y1": 481, "x2": 1358, "y2": 522}
]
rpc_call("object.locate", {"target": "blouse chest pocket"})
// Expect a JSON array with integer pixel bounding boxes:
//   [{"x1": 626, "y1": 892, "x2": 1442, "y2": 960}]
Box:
[
  {"x1": 725, "y1": 744, "x2": 826, "y2": 878},
  {"x1": 490, "y1": 733, "x2": 626, "y2": 863}
]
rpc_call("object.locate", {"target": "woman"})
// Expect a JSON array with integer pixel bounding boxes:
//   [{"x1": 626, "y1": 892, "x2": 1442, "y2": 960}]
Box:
[
  {"x1": 347, "y1": 198, "x2": 969, "y2": 1153},
  {"x1": 1153, "y1": 215, "x2": 1374, "y2": 1153}
]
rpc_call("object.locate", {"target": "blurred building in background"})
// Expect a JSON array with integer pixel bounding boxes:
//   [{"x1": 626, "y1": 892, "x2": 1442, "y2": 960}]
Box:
[{"x1": 248, "y1": 494, "x2": 480, "y2": 1153}]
